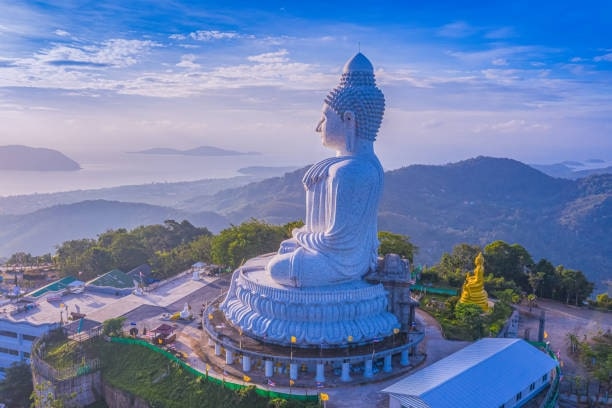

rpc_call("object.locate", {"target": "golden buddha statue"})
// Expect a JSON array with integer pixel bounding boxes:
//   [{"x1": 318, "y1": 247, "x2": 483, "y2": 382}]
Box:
[{"x1": 459, "y1": 252, "x2": 488, "y2": 311}]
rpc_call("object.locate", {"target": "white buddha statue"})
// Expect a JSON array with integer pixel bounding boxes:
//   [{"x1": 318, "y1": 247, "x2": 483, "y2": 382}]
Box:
[{"x1": 267, "y1": 52, "x2": 385, "y2": 287}]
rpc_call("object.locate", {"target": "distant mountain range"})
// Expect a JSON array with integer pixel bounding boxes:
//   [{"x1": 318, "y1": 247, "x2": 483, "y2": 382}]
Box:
[
  {"x1": 0, "y1": 145, "x2": 80, "y2": 171},
  {"x1": 132, "y1": 146, "x2": 259, "y2": 156},
  {"x1": 0, "y1": 200, "x2": 228, "y2": 256},
  {"x1": 530, "y1": 159, "x2": 612, "y2": 179},
  {"x1": 0, "y1": 156, "x2": 609, "y2": 292}
]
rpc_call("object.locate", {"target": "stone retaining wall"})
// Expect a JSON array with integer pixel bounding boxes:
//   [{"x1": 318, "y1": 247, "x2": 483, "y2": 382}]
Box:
[{"x1": 102, "y1": 382, "x2": 149, "y2": 408}]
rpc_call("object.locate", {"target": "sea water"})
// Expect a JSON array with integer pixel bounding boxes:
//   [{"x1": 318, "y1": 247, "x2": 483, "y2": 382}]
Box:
[{"x1": 0, "y1": 151, "x2": 295, "y2": 197}]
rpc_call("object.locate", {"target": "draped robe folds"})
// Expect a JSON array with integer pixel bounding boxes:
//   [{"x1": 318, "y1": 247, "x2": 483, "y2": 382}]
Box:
[{"x1": 267, "y1": 154, "x2": 384, "y2": 287}]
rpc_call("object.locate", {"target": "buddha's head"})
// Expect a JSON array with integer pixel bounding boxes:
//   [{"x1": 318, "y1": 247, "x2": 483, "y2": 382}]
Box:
[{"x1": 324, "y1": 53, "x2": 385, "y2": 143}]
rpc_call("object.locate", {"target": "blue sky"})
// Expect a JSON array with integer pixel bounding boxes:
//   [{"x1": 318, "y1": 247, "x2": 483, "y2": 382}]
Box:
[{"x1": 0, "y1": 0, "x2": 611, "y2": 170}]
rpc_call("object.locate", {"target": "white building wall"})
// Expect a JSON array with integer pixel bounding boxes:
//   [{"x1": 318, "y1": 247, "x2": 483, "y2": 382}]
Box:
[
  {"x1": 501, "y1": 370, "x2": 555, "y2": 408},
  {"x1": 0, "y1": 319, "x2": 56, "y2": 379}
]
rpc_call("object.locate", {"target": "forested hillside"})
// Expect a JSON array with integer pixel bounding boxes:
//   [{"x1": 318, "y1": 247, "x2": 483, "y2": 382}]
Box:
[{"x1": 1, "y1": 157, "x2": 609, "y2": 289}]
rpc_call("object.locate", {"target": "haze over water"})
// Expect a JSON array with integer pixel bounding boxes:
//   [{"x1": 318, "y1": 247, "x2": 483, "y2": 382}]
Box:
[{"x1": 0, "y1": 152, "x2": 292, "y2": 196}]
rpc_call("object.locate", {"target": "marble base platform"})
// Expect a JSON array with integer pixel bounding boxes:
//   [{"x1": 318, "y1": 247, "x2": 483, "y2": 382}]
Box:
[{"x1": 220, "y1": 254, "x2": 399, "y2": 347}]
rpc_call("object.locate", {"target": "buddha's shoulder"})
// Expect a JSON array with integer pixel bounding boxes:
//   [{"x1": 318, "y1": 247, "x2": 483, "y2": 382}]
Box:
[{"x1": 329, "y1": 156, "x2": 382, "y2": 179}]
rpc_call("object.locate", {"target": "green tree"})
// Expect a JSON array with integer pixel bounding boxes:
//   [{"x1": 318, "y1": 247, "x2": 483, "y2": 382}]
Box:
[
  {"x1": 593, "y1": 293, "x2": 612, "y2": 310},
  {"x1": 97, "y1": 228, "x2": 128, "y2": 247},
  {"x1": 79, "y1": 246, "x2": 113, "y2": 280},
  {"x1": 30, "y1": 381, "x2": 75, "y2": 408},
  {"x1": 0, "y1": 362, "x2": 33, "y2": 408},
  {"x1": 532, "y1": 258, "x2": 557, "y2": 298},
  {"x1": 377, "y1": 231, "x2": 418, "y2": 264},
  {"x1": 103, "y1": 317, "x2": 126, "y2": 336},
  {"x1": 211, "y1": 219, "x2": 286, "y2": 269},
  {"x1": 282, "y1": 220, "x2": 304, "y2": 237},
  {"x1": 109, "y1": 233, "x2": 150, "y2": 271},
  {"x1": 185, "y1": 234, "x2": 214, "y2": 264},
  {"x1": 483, "y1": 240, "x2": 533, "y2": 291},
  {"x1": 435, "y1": 243, "x2": 481, "y2": 287},
  {"x1": 579, "y1": 332, "x2": 612, "y2": 401},
  {"x1": 268, "y1": 398, "x2": 289, "y2": 408},
  {"x1": 7, "y1": 252, "x2": 35, "y2": 266},
  {"x1": 55, "y1": 238, "x2": 96, "y2": 276},
  {"x1": 527, "y1": 271, "x2": 545, "y2": 295},
  {"x1": 494, "y1": 288, "x2": 521, "y2": 304},
  {"x1": 556, "y1": 266, "x2": 594, "y2": 306},
  {"x1": 454, "y1": 302, "x2": 484, "y2": 339},
  {"x1": 159, "y1": 219, "x2": 209, "y2": 248}
]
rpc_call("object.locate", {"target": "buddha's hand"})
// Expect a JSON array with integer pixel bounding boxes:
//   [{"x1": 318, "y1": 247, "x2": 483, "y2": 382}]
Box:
[{"x1": 278, "y1": 238, "x2": 299, "y2": 254}]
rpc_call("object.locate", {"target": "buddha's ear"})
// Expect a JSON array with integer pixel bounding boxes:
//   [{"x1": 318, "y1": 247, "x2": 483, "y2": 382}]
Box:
[
  {"x1": 343, "y1": 110, "x2": 355, "y2": 124},
  {"x1": 343, "y1": 110, "x2": 356, "y2": 152}
]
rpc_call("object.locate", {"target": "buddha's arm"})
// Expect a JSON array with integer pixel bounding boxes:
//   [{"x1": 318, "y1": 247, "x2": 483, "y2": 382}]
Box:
[{"x1": 294, "y1": 161, "x2": 378, "y2": 251}]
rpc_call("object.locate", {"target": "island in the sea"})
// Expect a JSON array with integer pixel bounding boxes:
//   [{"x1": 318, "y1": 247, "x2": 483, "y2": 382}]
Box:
[
  {"x1": 0, "y1": 145, "x2": 80, "y2": 171},
  {"x1": 132, "y1": 146, "x2": 259, "y2": 156}
]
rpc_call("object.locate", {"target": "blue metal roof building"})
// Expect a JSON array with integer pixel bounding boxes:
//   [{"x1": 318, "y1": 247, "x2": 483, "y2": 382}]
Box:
[{"x1": 382, "y1": 338, "x2": 558, "y2": 408}]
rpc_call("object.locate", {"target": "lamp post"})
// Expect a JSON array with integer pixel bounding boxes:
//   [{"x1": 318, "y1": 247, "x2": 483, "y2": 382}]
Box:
[
  {"x1": 393, "y1": 328, "x2": 400, "y2": 346},
  {"x1": 320, "y1": 392, "x2": 329, "y2": 408},
  {"x1": 290, "y1": 335, "x2": 296, "y2": 360}
]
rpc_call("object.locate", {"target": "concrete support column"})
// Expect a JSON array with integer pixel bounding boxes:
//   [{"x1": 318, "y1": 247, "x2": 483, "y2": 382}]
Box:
[
  {"x1": 214, "y1": 343, "x2": 221, "y2": 356},
  {"x1": 340, "y1": 361, "x2": 351, "y2": 382},
  {"x1": 242, "y1": 355, "x2": 251, "y2": 372},
  {"x1": 289, "y1": 362, "x2": 299, "y2": 381},
  {"x1": 363, "y1": 359, "x2": 373, "y2": 378},
  {"x1": 315, "y1": 362, "x2": 325, "y2": 383},
  {"x1": 226, "y1": 349, "x2": 234, "y2": 365},
  {"x1": 383, "y1": 354, "x2": 392, "y2": 372},
  {"x1": 400, "y1": 349, "x2": 410, "y2": 366},
  {"x1": 264, "y1": 360, "x2": 274, "y2": 378}
]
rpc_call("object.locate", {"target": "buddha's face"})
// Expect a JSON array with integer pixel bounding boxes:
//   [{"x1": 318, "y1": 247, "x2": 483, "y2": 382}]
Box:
[{"x1": 316, "y1": 104, "x2": 345, "y2": 151}]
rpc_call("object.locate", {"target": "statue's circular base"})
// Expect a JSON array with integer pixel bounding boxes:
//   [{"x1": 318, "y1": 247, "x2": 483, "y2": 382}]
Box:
[
  {"x1": 220, "y1": 254, "x2": 399, "y2": 347},
  {"x1": 204, "y1": 301, "x2": 425, "y2": 386}
]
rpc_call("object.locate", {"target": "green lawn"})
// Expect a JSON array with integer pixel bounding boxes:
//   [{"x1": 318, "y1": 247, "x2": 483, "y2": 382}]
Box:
[{"x1": 42, "y1": 333, "x2": 317, "y2": 408}]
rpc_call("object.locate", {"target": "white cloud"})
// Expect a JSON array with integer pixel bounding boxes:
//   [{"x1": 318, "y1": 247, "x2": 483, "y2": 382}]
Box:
[
  {"x1": 594, "y1": 53, "x2": 612, "y2": 62},
  {"x1": 473, "y1": 119, "x2": 550, "y2": 134},
  {"x1": 447, "y1": 45, "x2": 537, "y2": 65},
  {"x1": 420, "y1": 119, "x2": 443, "y2": 129},
  {"x1": 377, "y1": 68, "x2": 477, "y2": 89},
  {"x1": 481, "y1": 68, "x2": 521, "y2": 84},
  {"x1": 247, "y1": 49, "x2": 289, "y2": 64},
  {"x1": 54, "y1": 29, "x2": 70, "y2": 37},
  {"x1": 189, "y1": 30, "x2": 240, "y2": 41},
  {"x1": 176, "y1": 54, "x2": 200, "y2": 69},
  {"x1": 33, "y1": 39, "x2": 160, "y2": 68},
  {"x1": 484, "y1": 27, "x2": 516, "y2": 39},
  {"x1": 492, "y1": 58, "x2": 508, "y2": 66},
  {"x1": 437, "y1": 21, "x2": 475, "y2": 38}
]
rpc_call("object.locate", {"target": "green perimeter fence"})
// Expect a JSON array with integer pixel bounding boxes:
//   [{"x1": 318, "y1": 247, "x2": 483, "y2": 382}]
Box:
[
  {"x1": 410, "y1": 284, "x2": 458, "y2": 296},
  {"x1": 110, "y1": 337, "x2": 319, "y2": 403}
]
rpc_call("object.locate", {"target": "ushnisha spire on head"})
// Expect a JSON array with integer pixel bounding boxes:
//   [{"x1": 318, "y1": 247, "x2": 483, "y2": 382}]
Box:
[{"x1": 324, "y1": 52, "x2": 385, "y2": 142}]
